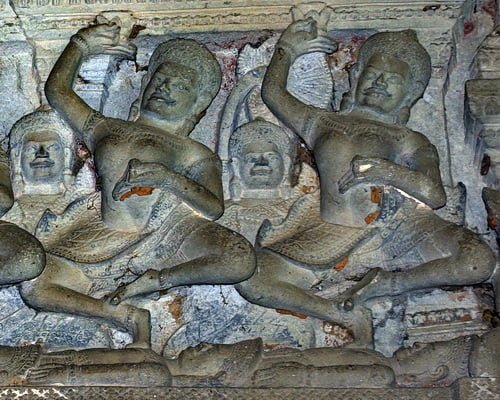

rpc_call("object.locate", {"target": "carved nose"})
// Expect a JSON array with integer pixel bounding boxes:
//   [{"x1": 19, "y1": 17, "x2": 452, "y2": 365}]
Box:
[
  {"x1": 35, "y1": 145, "x2": 49, "y2": 158},
  {"x1": 255, "y1": 154, "x2": 269, "y2": 166},
  {"x1": 374, "y1": 74, "x2": 387, "y2": 87}
]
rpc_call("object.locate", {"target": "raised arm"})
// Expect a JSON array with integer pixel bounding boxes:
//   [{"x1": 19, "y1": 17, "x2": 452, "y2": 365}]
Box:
[
  {"x1": 261, "y1": 18, "x2": 336, "y2": 148},
  {"x1": 45, "y1": 23, "x2": 135, "y2": 138}
]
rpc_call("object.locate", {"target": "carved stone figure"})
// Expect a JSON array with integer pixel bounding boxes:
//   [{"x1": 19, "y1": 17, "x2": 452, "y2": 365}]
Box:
[
  {"x1": 0, "y1": 114, "x2": 46, "y2": 287},
  {"x1": 26, "y1": 21, "x2": 255, "y2": 348},
  {"x1": 218, "y1": 119, "x2": 318, "y2": 242},
  {"x1": 237, "y1": 19, "x2": 496, "y2": 347},
  {"x1": 0, "y1": 149, "x2": 13, "y2": 217},
  {"x1": 2, "y1": 327, "x2": 497, "y2": 388},
  {"x1": 3, "y1": 110, "x2": 95, "y2": 232}
]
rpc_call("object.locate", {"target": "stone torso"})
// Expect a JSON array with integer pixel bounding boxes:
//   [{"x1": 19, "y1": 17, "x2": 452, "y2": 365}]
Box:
[
  {"x1": 91, "y1": 115, "x2": 218, "y2": 232},
  {"x1": 312, "y1": 112, "x2": 416, "y2": 228}
]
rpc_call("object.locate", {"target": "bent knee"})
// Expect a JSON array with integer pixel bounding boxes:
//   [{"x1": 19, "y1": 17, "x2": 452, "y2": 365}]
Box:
[
  {"x1": 224, "y1": 233, "x2": 256, "y2": 280},
  {"x1": 0, "y1": 224, "x2": 45, "y2": 284},
  {"x1": 460, "y1": 238, "x2": 495, "y2": 283},
  {"x1": 19, "y1": 279, "x2": 48, "y2": 310}
]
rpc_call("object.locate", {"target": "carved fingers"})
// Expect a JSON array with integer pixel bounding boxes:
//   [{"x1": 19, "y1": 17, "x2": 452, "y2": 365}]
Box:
[
  {"x1": 338, "y1": 156, "x2": 385, "y2": 194},
  {"x1": 27, "y1": 366, "x2": 65, "y2": 384},
  {"x1": 279, "y1": 18, "x2": 337, "y2": 58},
  {"x1": 107, "y1": 269, "x2": 160, "y2": 305},
  {"x1": 72, "y1": 23, "x2": 137, "y2": 59}
]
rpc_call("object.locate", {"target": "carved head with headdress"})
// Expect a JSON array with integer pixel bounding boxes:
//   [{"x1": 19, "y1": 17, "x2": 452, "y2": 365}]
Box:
[
  {"x1": 131, "y1": 39, "x2": 222, "y2": 136},
  {"x1": 167, "y1": 338, "x2": 263, "y2": 385},
  {"x1": 228, "y1": 120, "x2": 296, "y2": 199},
  {"x1": 9, "y1": 109, "x2": 76, "y2": 197},
  {"x1": 341, "y1": 30, "x2": 431, "y2": 124}
]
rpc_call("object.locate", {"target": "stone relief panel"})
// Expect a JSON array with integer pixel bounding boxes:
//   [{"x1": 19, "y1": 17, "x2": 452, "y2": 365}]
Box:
[{"x1": 0, "y1": 0, "x2": 495, "y2": 394}]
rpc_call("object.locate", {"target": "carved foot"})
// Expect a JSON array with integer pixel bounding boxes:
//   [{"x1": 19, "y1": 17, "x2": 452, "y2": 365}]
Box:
[
  {"x1": 109, "y1": 270, "x2": 161, "y2": 305},
  {"x1": 124, "y1": 307, "x2": 151, "y2": 349},
  {"x1": 335, "y1": 306, "x2": 374, "y2": 349},
  {"x1": 336, "y1": 268, "x2": 393, "y2": 311}
]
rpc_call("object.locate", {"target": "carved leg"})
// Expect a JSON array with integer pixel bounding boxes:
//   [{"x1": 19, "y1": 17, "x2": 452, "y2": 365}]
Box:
[
  {"x1": 236, "y1": 250, "x2": 374, "y2": 348},
  {"x1": 336, "y1": 224, "x2": 495, "y2": 309},
  {"x1": 110, "y1": 222, "x2": 256, "y2": 303},
  {"x1": 20, "y1": 279, "x2": 150, "y2": 348},
  {"x1": 0, "y1": 222, "x2": 45, "y2": 285},
  {"x1": 28, "y1": 362, "x2": 170, "y2": 386}
]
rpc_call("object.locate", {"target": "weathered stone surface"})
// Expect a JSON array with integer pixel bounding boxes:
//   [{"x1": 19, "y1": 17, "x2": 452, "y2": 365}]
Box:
[
  {"x1": 0, "y1": 42, "x2": 39, "y2": 150},
  {"x1": 0, "y1": 0, "x2": 496, "y2": 392}
]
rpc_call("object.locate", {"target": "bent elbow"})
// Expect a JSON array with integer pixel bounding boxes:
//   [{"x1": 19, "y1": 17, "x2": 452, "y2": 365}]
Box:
[
  {"x1": 201, "y1": 196, "x2": 224, "y2": 221},
  {"x1": 429, "y1": 187, "x2": 447, "y2": 209},
  {"x1": 261, "y1": 80, "x2": 278, "y2": 111}
]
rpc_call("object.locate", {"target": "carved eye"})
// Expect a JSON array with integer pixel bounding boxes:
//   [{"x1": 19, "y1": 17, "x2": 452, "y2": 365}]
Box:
[
  {"x1": 48, "y1": 143, "x2": 61, "y2": 151},
  {"x1": 387, "y1": 75, "x2": 403, "y2": 84},
  {"x1": 173, "y1": 82, "x2": 190, "y2": 92}
]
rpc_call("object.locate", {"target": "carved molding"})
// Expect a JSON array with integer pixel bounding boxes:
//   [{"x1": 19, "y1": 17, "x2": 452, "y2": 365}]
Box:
[
  {"x1": 0, "y1": 379, "x2": 497, "y2": 399},
  {"x1": 0, "y1": 0, "x2": 469, "y2": 37}
]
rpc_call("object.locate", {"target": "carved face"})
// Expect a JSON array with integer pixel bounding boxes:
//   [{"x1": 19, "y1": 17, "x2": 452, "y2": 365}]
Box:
[
  {"x1": 20, "y1": 131, "x2": 65, "y2": 184},
  {"x1": 176, "y1": 343, "x2": 229, "y2": 376},
  {"x1": 355, "y1": 54, "x2": 410, "y2": 113},
  {"x1": 238, "y1": 142, "x2": 285, "y2": 190},
  {"x1": 142, "y1": 62, "x2": 199, "y2": 121}
]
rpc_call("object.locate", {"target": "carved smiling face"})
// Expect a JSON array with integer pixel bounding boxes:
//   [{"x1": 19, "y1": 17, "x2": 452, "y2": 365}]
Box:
[
  {"x1": 355, "y1": 54, "x2": 410, "y2": 114},
  {"x1": 238, "y1": 142, "x2": 285, "y2": 190},
  {"x1": 20, "y1": 130, "x2": 65, "y2": 184},
  {"x1": 141, "y1": 62, "x2": 199, "y2": 122}
]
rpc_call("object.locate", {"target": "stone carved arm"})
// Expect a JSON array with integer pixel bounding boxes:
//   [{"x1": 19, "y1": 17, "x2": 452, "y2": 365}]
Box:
[
  {"x1": 338, "y1": 144, "x2": 446, "y2": 209},
  {"x1": 45, "y1": 23, "x2": 136, "y2": 139},
  {"x1": 262, "y1": 18, "x2": 336, "y2": 148},
  {"x1": 113, "y1": 157, "x2": 224, "y2": 220}
]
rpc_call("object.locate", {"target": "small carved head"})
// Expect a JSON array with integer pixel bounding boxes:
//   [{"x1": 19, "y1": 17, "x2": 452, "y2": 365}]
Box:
[
  {"x1": 9, "y1": 110, "x2": 75, "y2": 197},
  {"x1": 173, "y1": 339, "x2": 262, "y2": 379},
  {"x1": 342, "y1": 30, "x2": 431, "y2": 124},
  {"x1": 133, "y1": 39, "x2": 222, "y2": 133},
  {"x1": 228, "y1": 120, "x2": 295, "y2": 199}
]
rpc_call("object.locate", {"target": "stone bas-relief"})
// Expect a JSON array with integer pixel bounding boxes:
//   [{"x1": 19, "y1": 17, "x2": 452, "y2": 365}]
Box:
[
  {"x1": 0, "y1": 328, "x2": 498, "y2": 388},
  {"x1": 0, "y1": 1, "x2": 497, "y2": 396},
  {"x1": 237, "y1": 18, "x2": 496, "y2": 349},
  {"x1": 13, "y1": 21, "x2": 256, "y2": 349}
]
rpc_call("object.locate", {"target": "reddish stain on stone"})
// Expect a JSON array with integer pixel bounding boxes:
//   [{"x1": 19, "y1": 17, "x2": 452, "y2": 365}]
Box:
[
  {"x1": 119, "y1": 186, "x2": 154, "y2": 201},
  {"x1": 459, "y1": 314, "x2": 472, "y2": 322},
  {"x1": 351, "y1": 35, "x2": 364, "y2": 44},
  {"x1": 129, "y1": 24, "x2": 146, "y2": 39},
  {"x1": 334, "y1": 256, "x2": 349, "y2": 271},
  {"x1": 370, "y1": 186, "x2": 383, "y2": 204},
  {"x1": 167, "y1": 295, "x2": 184, "y2": 323},
  {"x1": 464, "y1": 21, "x2": 474, "y2": 35},
  {"x1": 482, "y1": 0, "x2": 497, "y2": 18},
  {"x1": 364, "y1": 210, "x2": 380, "y2": 225},
  {"x1": 487, "y1": 213, "x2": 497, "y2": 230},
  {"x1": 301, "y1": 184, "x2": 316, "y2": 194},
  {"x1": 276, "y1": 309, "x2": 308, "y2": 319},
  {"x1": 481, "y1": 154, "x2": 491, "y2": 176}
]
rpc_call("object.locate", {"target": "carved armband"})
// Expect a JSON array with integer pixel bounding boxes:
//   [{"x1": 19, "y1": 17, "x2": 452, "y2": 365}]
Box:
[
  {"x1": 70, "y1": 33, "x2": 91, "y2": 56},
  {"x1": 276, "y1": 41, "x2": 295, "y2": 59}
]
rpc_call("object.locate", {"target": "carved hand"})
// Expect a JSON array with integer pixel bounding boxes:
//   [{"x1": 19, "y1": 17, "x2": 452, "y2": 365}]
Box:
[
  {"x1": 338, "y1": 156, "x2": 388, "y2": 194},
  {"x1": 107, "y1": 269, "x2": 161, "y2": 305},
  {"x1": 278, "y1": 18, "x2": 337, "y2": 59},
  {"x1": 71, "y1": 22, "x2": 136, "y2": 59}
]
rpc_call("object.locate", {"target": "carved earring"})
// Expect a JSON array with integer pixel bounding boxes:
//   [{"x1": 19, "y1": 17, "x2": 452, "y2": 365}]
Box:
[
  {"x1": 228, "y1": 158, "x2": 241, "y2": 200},
  {"x1": 395, "y1": 106, "x2": 410, "y2": 125}
]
